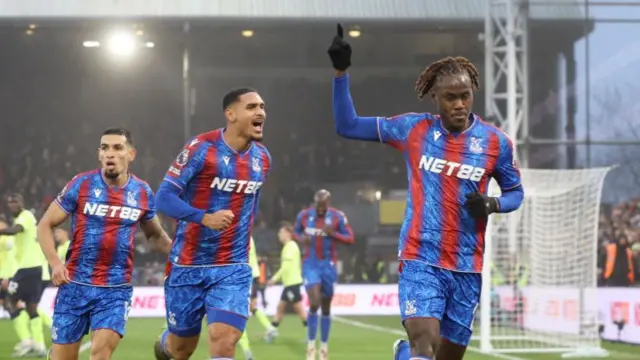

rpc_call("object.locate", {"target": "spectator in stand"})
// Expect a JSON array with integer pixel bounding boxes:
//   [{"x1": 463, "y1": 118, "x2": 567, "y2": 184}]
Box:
[{"x1": 603, "y1": 233, "x2": 635, "y2": 287}]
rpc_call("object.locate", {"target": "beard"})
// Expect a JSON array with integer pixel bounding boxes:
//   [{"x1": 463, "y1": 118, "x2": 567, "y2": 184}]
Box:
[{"x1": 103, "y1": 168, "x2": 120, "y2": 179}]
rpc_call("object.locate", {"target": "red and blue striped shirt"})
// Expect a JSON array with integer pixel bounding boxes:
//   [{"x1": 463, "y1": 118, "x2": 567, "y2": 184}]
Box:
[
  {"x1": 55, "y1": 169, "x2": 156, "y2": 286},
  {"x1": 377, "y1": 113, "x2": 521, "y2": 273},
  {"x1": 162, "y1": 129, "x2": 271, "y2": 266},
  {"x1": 293, "y1": 207, "x2": 354, "y2": 263}
]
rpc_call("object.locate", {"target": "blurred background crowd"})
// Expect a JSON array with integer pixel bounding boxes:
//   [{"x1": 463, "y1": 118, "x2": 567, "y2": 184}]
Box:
[{"x1": 1, "y1": 1, "x2": 639, "y2": 289}]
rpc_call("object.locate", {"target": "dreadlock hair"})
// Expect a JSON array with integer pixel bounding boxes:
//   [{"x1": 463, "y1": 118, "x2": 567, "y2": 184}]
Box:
[{"x1": 414, "y1": 56, "x2": 480, "y2": 100}]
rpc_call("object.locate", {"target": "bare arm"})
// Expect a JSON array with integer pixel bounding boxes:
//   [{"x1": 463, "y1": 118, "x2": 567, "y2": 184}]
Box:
[
  {"x1": 140, "y1": 216, "x2": 172, "y2": 254},
  {"x1": 0, "y1": 224, "x2": 24, "y2": 236},
  {"x1": 37, "y1": 202, "x2": 70, "y2": 269}
]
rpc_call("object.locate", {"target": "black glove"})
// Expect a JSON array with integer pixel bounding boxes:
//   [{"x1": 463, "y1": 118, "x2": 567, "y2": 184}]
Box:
[
  {"x1": 327, "y1": 23, "x2": 352, "y2": 71},
  {"x1": 464, "y1": 192, "x2": 499, "y2": 218}
]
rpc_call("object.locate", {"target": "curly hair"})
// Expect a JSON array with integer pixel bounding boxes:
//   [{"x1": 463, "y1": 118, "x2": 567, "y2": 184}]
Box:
[{"x1": 414, "y1": 56, "x2": 480, "y2": 100}]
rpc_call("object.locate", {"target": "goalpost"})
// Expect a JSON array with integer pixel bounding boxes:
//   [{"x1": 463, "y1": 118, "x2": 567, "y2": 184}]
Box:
[{"x1": 477, "y1": 167, "x2": 614, "y2": 358}]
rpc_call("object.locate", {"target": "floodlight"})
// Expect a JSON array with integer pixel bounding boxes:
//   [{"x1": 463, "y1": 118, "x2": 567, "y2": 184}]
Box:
[
  {"x1": 83, "y1": 40, "x2": 100, "y2": 48},
  {"x1": 106, "y1": 31, "x2": 136, "y2": 57}
]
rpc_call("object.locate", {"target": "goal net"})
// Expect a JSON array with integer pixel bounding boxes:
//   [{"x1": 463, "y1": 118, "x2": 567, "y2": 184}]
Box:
[{"x1": 477, "y1": 167, "x2": 613, "y2": 358}]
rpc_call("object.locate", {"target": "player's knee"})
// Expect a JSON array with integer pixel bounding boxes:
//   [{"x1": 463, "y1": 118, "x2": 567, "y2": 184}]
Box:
[
  {"x1": 410, "y1": 328, "x2": 439, "y2": 357},
  {"x1": 308, "y1": 305, "x2": 319, "y2": 313},
  {"x1": 308, "y1": 296, "x2": 321, "y2": 309},
  {"x1": 9, "y1": 310, "x2": 21, "y2": 320},
  {"x1": 208, "y1": 331, "x2": 239, "y2": 357},
  {"x1": 26, "y1": 307, "x2": 39, "y2": 318},
  {"x1": 168, "y1": 338, "x2": 197, "y2": 360},
  {"x1": 320, "y1": 301, "x2": 331, "y2": 316},
  {"x1": 89, "y1": 341, "x2": 116, "y2": 360}
]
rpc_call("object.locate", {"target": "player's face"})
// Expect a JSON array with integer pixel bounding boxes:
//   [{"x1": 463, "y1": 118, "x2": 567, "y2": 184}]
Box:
[
  {"x1": 226, "y1": 92, "x2": 266, "y2": 142},
  {"x1": 315, "y1": 200, "x2": 328, "y2": 216},
  {"x1": 433, "y1": 74, "x2": 474, "y2": 132},
  {"x1": 277, "y1": 227, "x2": 290, "y2": 243},
  {"x1": 0, "y1": 221, "x2": 6, "y2": 231},
  {"x1": 6, "y1": 197, "x2": 22, "y2": 214},
  {"x1": 99, "y1": 134, "x2": 136, "y2": 179}
]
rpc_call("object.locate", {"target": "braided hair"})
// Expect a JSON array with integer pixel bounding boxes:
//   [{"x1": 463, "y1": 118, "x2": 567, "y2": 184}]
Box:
[{"x1": 414, "y1": 56, "x2": 480, "y2": 100}]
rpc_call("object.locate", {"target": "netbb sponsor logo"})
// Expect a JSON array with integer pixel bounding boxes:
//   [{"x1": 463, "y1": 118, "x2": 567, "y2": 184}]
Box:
[
  {"x1": 419, "y1": 156, "x2": 485, "y2": 182},
  {"x1": 210, "y1": 177, "x2": 262, "y2": 194},
  {"x1": 83, "y1": 203, "x2": 142, "y2": 221}
]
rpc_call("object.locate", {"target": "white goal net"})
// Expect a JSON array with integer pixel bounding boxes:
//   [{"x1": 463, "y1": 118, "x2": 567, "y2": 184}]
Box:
[{"x1": 477, "y1": 167, "x2": 613, "y2": 358}]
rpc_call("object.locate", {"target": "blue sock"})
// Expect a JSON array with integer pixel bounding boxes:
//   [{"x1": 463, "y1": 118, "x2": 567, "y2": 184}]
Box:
[
  {"x1": 160, "y1": 330, "x2": 170, "y2": 355},
  {"x1": 393, "y1": 341, "x2": 411, "y2": 360},
  {"x1": 307, "y1": 312, "x2": 318, "y2": 342},
  {"x1": 320, "y1": 315, "x2": 331, "y2": 343},
  {"x1": 395, "y1": 340, "x2": 411, "y2": 360}
]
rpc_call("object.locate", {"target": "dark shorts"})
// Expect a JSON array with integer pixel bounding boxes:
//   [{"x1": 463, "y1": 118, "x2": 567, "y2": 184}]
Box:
[
  {"x1": 280, "y1": 284, "x2": 303, "y2": 303},
  {"x1": 9, "y1": 267, "x2": 43, "y2": 304}
]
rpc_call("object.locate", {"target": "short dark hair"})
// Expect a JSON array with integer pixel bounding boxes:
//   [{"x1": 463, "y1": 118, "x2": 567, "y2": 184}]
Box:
[
  {"x1": 102, "y1": 127, "x2": 133, "y2": 145},
  {"x1": 222, "y1": 88, "x2": 257, "y2": 111},
  {"x1": 6, "y1": 193, "x2": 22, "y2": 202}
]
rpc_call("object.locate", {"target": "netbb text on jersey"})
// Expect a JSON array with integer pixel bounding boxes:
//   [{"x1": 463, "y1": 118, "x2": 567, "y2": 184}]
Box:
[
  {"x1": 418, "y1": 155, "x2": 485, "y2": 182},
  {"x1": 210, "y1": 177, "x2": 263, "y2": 194},
  {"x1": 83, "y1": 203, "x2": 142, "y2": 221}
]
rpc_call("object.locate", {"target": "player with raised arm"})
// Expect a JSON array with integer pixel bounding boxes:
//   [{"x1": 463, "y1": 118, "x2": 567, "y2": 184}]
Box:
[
  {"x1": 0, "y1": 194, "x2": 48, "y2": 357},
  {"x1": 153, "y1": 88, "x2": 271, "y2": 360},
  {"x1": 37, "y1": 128, "x2": 172, "y2": 360},
  {"x1": 294, "y1": 189, "x2": 354, "y2": 360},
  {"x1": 328, "y1": 24, "x2": 525, "y2": 360},
  {"x1": 267, "y1": 222, "x2": 307, "y2": 332}
]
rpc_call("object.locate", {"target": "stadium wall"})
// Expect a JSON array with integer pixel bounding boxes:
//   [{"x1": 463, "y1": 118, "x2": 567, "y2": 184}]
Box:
[{"x1": 2, "y1": 285, "x2": 637, "y2": 345}]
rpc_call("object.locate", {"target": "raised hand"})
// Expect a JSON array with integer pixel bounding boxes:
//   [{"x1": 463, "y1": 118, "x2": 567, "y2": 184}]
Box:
[{"x1": 327, "y1": 23, "x2": 352, "y2": 71}]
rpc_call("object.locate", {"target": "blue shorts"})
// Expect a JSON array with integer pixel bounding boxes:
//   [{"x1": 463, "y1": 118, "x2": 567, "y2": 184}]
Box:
[
  {"x1": 164, "y1": 264, "x2": 252, "y2": 337},
  {"x1": 398, "y1": 260, "x2": 481, "y2": 346},
  {"x1": 303, "y1": 261, "x2": 337, "y2": 298},
  {"x1": 51, "y1": 282, "x2": 133, "y2": 344}
]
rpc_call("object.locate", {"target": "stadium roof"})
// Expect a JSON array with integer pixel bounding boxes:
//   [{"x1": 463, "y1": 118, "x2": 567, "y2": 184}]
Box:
[{"x1": 0, "y1": 0, "x2": 589, "y2": 21}]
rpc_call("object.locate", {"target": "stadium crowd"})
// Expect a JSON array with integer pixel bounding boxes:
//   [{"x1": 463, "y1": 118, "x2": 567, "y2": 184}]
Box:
[
  {"x1": 1, "y1": 135, "x2": 638, "y2": 288},
  {"x1": 0, "y1": 74, "x2": 636, "y2": 288},
  {"x1": 598, "y1": 200, "x2": 640, "y2": 287}
]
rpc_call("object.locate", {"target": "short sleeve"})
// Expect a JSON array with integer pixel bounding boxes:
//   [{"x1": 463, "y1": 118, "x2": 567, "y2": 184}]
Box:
[
  {"x1": 163, "y1": 139, "x2": 208, "y2": 190},
  {"x1": 142, "y1": 185, "x2": 157, "y2": 222},
  {"x1": 14, "y1": 210, "x2": 36, "y2": 229},
  {"x1": 293, "y1": 210, "x2": 307, "y2": 239},
  {"x1": 54, "y1": 176, "x2": 82, "y2": 214},
  {"x1": 494, "y1": 134, "x2": 522, "y2": 190},
  {"x1": 376, "y1": 113, "x2": 426, "y2": 151}
]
